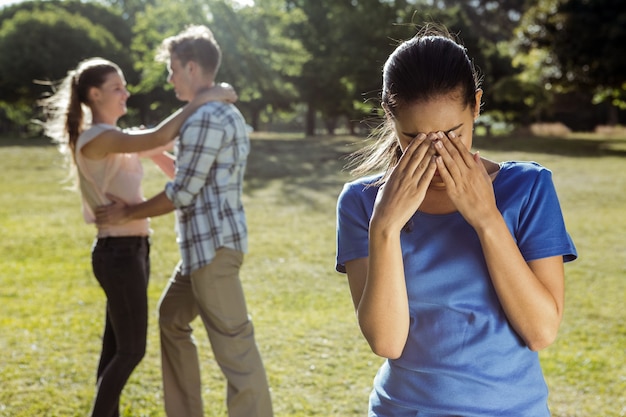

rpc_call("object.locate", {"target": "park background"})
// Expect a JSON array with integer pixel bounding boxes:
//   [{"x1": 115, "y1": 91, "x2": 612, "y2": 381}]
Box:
[{"x1": 0, "y1": 0, "x2": 625, "y2": 416}]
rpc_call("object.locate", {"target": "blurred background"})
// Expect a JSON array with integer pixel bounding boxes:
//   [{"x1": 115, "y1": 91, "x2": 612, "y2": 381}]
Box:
[{"x1": 0, "y1": 0, "x2": 625, "y2": 139}]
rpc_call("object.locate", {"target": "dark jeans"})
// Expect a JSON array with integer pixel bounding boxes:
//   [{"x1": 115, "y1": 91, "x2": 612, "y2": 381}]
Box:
[{"x1": 90, "y1": 236, "x2": 150, "y2": 417}]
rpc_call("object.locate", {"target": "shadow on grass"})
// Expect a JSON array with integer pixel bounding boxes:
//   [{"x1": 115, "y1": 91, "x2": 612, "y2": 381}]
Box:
[
  {"x1": 245, "y1": 133, "x2": 363, "y2": 207},
  {"x1": 474, "y1": 134, "x2": 626, "y2": 158},
  {"x1": 6, "y1": 132, "x2": 625, "y2": 206},
  {"x1": 0, "y1": 136, "x2": 54, "y2": 147},
  {"x1": 245, "y1": 132, "x2": 626, "y2": 187},
  {"x1": 245, "y1": 132, "x2": 626, "y2": 208}
]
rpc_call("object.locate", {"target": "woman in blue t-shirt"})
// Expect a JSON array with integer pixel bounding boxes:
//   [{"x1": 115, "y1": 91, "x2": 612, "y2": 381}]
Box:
[{"x1": 336, "y1": 25, "x2": 577, "y2": 416}]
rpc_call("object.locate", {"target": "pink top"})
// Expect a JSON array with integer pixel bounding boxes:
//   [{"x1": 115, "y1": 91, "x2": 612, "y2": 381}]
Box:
[{"x1": 75, "y1": 124, "x2": 150, "y2": 238}]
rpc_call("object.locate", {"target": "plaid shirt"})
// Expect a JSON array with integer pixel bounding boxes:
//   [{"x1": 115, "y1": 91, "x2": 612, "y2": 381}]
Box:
[{"x1": 165, "y1": 102, "x2": 249, "y2": 275}]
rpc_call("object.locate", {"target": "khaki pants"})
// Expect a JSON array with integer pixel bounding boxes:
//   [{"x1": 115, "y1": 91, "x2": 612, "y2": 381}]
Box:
[{"x1": 158, "y1": 247, "x2": 273, "y2": 417}]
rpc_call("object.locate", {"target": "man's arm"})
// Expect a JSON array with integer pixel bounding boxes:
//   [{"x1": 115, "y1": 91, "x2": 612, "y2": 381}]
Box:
[{"x1": 95, "y1": 191, "x2": 175, "y2": 225}]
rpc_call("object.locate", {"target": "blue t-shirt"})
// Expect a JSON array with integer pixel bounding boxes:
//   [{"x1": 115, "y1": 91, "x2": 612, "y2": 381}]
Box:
[{"x1": 336, "y1": 161, "x2": 577, "y2": 416}]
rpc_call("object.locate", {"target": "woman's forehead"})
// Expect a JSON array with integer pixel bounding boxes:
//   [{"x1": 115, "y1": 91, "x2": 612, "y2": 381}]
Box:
[{"x1": 394, "y1": 95, "x2": 472, "y2": 132}]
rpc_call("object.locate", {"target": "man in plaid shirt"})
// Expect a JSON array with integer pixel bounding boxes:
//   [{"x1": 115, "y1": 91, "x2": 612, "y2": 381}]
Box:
[{"x1": 96, "y1": 25, "x2": 273, "y2": 417}]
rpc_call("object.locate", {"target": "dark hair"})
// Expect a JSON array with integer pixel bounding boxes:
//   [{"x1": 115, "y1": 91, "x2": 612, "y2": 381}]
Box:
[
  {"x1": 382, "y1": 30, "x2": 480, "y2": 114},
  {"x1": 157, "y1": 25, "x2": 222, "y2": 76},
  {"x1": 350, "y1": 26, "x2": 481, "y2": 180},
  {"x1": 42, "y1": 57, "x2": 121, "y2": 155}
]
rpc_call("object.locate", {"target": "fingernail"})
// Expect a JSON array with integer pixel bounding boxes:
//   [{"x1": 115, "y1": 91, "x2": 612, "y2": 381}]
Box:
[{"x1": 448, "y1": 131, "x2": 456, "y2": 139}]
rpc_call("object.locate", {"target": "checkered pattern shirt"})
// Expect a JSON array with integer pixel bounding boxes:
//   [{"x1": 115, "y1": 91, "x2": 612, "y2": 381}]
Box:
[{"x1": 165, "y1": 102, "x2": 249, "y2": 275}]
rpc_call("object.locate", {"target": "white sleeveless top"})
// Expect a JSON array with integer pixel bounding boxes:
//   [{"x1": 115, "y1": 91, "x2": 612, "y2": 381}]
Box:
[{"x1": 75, "y1": 124, "x2": 150, "y2": 238}]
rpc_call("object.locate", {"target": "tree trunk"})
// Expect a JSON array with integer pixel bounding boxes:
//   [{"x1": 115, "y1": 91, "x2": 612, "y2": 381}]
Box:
[
  {"x1": 305, "y1": 102, "x2": 316, "y2": 136},
  {"x1": 250, "y1": 109, "x2": 260, "y2": 132},
  {"x1": 325, "y1": 117, "x2": 337, "y2": 135},
  {"x1": 348, "y1": 118, "x2": 356, "y2": 135},
  {"x1": 607, "y1": 103, "x2": 619, "y2": 126}
]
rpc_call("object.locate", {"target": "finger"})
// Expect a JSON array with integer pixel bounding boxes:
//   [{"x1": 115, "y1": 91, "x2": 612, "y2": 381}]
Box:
[
  {"x1": 399, "y1": 133, "x2": 427, "y2": 157},
  {"x1": 104, "y1": 193, "x2": 126, "y2": 205},
  {"x1": 400, "y1": 133, "x2": 436, "y2": 177},
  {"x1": 433, "y1": 134, "x2": 463, "y2": 181},
  {"x1": 395, "y1": 133, "x2": 424, "y2": 170},
  {"x1": 447, "y1": 131, "x2": 475, "y2": 167},
  {"x1": 473, "y1": 150, "x2": 492, "y2": 179},
  {"x1": 94, "y1": 211, "x2": 107, "y2": 225},
  {"x1": 435, "y1": 154, "x2": 456, "y2": 189},
  {"x1": 474, "y1": 150, "x2": 485, "y2": 171},
  {"x1": 435, "y1": 130, "x2": 477, "y2": 180},
  {"x1": 420, "y1": 154, "x2": 438, "y2": 185}
]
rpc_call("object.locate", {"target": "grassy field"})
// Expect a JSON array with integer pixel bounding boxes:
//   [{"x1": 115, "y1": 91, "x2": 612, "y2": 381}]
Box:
[{"x1": 0, "y1": 131, "x2": 624, "y2": 417}]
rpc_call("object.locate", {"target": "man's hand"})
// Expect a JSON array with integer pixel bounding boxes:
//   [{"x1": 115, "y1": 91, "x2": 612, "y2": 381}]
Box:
[{"x1": 95, "y1": 194, "x2": 131, "y2": 226}]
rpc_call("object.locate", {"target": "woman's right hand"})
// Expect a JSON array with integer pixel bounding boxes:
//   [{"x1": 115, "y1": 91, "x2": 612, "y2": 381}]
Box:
[
  {"x1": 370, "y1": 133, "x2": 437, "y2": 234},
  {"x1": 194, "y1": 82, "x2": 238, "y2": 106},
  {"x1": 354, "y1": 134, "x2": 436, "y2": 359}
]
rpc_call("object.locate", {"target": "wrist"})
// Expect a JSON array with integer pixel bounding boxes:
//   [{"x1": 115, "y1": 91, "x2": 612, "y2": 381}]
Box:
[
  {"x1": 122, "y1": 205, "x2": 135, "y2": 222},
  {"x1": 369, "y1": 221, "x2": 402, "y2": 243},
  {"x1": 473, "y1": 211, "x2": 506, "y2": 239},
  {"x1": 369, "y1": 211, "x2": 405, "y2": 237}
]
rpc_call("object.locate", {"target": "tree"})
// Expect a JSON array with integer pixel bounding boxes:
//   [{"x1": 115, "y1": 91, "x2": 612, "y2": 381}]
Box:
[
  {"x1": 206, "y1": 0, "x2": 309, "y2": 131},
  {"x1": 515, "y1": 0, "x2": 626, "y2": 125},
  {"x1": 284, "y1": 0, "x2": 529, "y2": 135},
  {"x1": 286, "y1": 0, "x2": 419, "y2": 135},
  {"x1": 327, "y1": 0, "x2": 416, "y2": 135},
  {"x1": 0, "y1": 0, "x2": 133, "y2": 47},
  {"x1": 105, "y1": 0, "x2": 156, "y2": 24},
  {"x1": 128, "y1": 0, "x2": 309, "y2": 130},
  {"x1": 128, "y1": 0, "x2": 210, "y2": 125},
  {"x1": 0, "y1": 2, "x2": 132, "y2": 132},
  {"x1": 438, "y1": 0, "x2": 529, "y2": 43}
]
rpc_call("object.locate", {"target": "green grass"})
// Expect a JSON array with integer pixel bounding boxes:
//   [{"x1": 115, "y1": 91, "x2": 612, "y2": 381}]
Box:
[{"x1": 0, "y1": 132, "x2": 624, "y2": 416}]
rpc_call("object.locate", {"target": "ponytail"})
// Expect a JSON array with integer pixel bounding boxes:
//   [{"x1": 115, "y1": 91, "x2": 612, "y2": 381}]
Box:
[
  {"x1": 41, "y1": 57, "x2": 120, "y2": 169},
  {"x1": 65, "y1": 71, "x2": 84, "y2": 155}
]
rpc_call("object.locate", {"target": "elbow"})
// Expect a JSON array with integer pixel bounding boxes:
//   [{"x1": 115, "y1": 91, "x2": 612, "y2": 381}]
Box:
[
  {"x1": 524, "y1": 325, "x2": 560, "y2": 352},
  {"x1": 526, "y1": 334, "x2": 557, "y2": 352},
  {"x1": 369, "y1": 341, "x2": 405, "y2": 359},
  {"x1": 356, "y1": 304, "x2": 409, "y2": 359},
  {"x1": 360, "y1": 322, "x2": 407, "y2": 359}
]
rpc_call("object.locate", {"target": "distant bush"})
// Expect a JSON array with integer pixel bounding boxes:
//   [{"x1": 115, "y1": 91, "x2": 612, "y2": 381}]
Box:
[
  {"x1": 594, "y1": 125, "x2": 626, "y2": 136},
  {"x1": 529, "y1": 122, "x2": 572, "y2": 137}
]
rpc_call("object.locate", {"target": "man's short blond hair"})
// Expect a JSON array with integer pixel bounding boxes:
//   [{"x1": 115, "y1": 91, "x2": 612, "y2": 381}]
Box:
[{"x1": 157, "y1": 25, "x2": 221, "y2": 76}]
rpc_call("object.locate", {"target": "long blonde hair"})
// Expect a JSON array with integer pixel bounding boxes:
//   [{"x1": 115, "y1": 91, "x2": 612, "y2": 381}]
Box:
[{"x1": 41, "y1": 57, "x2": 121, "y2": 161}]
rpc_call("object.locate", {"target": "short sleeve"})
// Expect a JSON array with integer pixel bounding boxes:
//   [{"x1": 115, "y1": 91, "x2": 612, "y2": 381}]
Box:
[
  {"x1": 515, "y1": 167, "x2": 577, "y2": 263},
  {"x1": 335, "y1": 180, "x2": 377, "y2": 273}
]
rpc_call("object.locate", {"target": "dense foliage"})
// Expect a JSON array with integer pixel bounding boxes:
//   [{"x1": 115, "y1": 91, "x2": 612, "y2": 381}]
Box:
[{"x1": 0, "y1": 0, "x2": 624, "y2": 135}]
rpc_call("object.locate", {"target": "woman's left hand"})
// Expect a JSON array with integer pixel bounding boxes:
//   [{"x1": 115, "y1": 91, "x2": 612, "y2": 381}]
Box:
[
  {"x1": 433, "y1": 131, "x2": 498, "y2": 229},
  {"x1": 210, "y1": 83, "x2": 238, "y2": 103}
]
